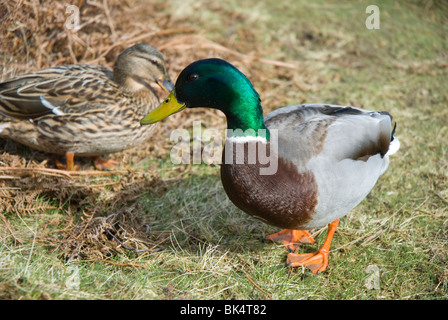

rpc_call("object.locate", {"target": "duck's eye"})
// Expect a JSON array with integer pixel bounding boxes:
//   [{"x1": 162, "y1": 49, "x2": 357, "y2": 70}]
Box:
[
  {"x1": 188, "y1": 73, "x2": 199, "y2": 81},
  {"x1": 164, "y1": 97, "x2": 170, "y2": 103}
]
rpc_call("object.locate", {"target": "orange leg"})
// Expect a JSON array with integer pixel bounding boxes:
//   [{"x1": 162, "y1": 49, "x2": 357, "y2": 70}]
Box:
[
  {"x1": 266, "y1": 229, "x2": 316, "y2": 252},
  {"x1": 93, "y1": 156, "x2": 119, "y2": 171},
  {"x1": 287, "y1": 219, "x2": 340, "y2": 274},
  {"x1": 56, "y1": 152, "x2": 80, "y2": 171}
]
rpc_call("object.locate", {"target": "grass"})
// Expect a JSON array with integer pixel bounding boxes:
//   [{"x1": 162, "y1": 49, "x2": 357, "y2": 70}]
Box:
[{"x1": 0, "y1": 0, "x2": 447, "y2": 300}]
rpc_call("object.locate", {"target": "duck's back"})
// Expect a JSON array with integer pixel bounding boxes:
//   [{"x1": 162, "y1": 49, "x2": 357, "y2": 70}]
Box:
[
  {"x1": 264, "y1": 104, "x2": 399, "y2": 228},
  {"x1": 0, "y1": 65, "x2": 120, "y2": 119}
]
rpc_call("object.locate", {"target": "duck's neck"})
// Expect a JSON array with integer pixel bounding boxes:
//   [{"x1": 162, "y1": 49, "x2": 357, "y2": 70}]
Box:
[
  {"x1": 224, "y1": 95, "x2": 270, "y2": 140},
  {"x1": 226, "y1": 107, "x2": 270, "y2": 140}
]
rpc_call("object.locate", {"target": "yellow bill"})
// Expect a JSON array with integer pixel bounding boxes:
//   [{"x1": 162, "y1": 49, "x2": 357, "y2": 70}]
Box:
[{"x1": 140, "y1": 90, "x2": 186, "y2": 125}]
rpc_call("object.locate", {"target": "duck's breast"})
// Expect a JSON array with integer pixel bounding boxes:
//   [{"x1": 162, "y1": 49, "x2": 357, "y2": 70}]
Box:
[{"x1": 221, "y1": 138, "x2": 319, "y2": 229}]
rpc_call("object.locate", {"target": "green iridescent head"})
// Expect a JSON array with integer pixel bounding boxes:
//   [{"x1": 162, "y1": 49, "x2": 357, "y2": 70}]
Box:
[{"x1": 141, "y1": 58, "x2": 269, "y2": 138}]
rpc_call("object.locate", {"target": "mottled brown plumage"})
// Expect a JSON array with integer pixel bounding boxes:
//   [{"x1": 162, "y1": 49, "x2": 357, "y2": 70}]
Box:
[{"x1": 0, "y1": 43, "x2": 173, "y2": 170}]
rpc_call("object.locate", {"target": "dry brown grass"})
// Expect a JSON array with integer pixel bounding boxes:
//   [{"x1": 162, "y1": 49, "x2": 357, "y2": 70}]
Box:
[
  {"x1": 0, "y1": 0, "x2": 190, "y2": 260},
  {"x1": 0, "y1": 0, "x2": 305, "y2": 262}
]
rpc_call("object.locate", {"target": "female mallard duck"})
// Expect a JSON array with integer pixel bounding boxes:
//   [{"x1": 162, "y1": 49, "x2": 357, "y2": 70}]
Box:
[
  {"x1": 140, "y1": 58, "x2": 400, "y2": 274},
  {"x1": 0, "y1": 43, "x2": 173, "y2": 170}
]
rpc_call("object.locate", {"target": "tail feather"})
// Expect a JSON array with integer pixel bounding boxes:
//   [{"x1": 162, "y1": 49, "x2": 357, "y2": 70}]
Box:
[
  {"x1": 388, "y1": 121, "x2": 399, "y2": 156},
  {"x1": 391, "y1": 122, "x2": 397, "y2": 141},
  {"x1": 387, "y1": 137, "x2": 400, "y2": 156}
]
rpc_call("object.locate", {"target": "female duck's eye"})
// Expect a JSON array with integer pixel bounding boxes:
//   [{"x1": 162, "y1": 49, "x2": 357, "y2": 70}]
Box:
[{"x1": 188, "y1": 73, "x2": 199, "y2": 81}]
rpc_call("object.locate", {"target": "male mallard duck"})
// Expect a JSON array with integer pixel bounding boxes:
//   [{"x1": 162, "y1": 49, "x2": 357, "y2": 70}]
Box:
[
  {"x1": 0, "y1": 43, "x2": 173, "y2": 170},
  {"x1": 140, "y1": 58, "x2": 400, "y2": 274}
]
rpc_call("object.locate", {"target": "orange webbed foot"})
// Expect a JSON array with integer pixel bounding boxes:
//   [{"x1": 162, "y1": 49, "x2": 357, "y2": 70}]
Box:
[
  {"x1": 287, "y1": 250, "x2": 329, "y2": 274},
  {"x1": 286, "y1": 219, "x2": 340, "y2": 275},
  {"x1": 56, "y1": 152, "x2": 80, "y2": 171},
  {"x1": 93, "y1": 157, "x2": 120, "y2": 171},
  {"x1": 266, "y1": 229, "x2": 316, "y2": 252}
]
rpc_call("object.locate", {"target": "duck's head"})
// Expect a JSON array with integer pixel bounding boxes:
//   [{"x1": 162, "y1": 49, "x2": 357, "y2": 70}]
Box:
[
  {"x1": 114, "y1": 43, "x2": 174, "y2": 93},
  {"x1": 141, "y1": 58, "x2": 268, "y2": 137}
]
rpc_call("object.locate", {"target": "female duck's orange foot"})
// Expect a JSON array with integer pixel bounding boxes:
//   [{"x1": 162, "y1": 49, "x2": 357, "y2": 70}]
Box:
[
  {"x1": 56, "y1": 152, "x2": 80, "y2": 171},
  {"x1": 93, "y1": 156, "x2": 119, "y2": 171},
  {"x1": 266, "y1": 229, "x2": 316, "y2": 252},
  {"x1": 287, "y1": 250, "x2": 329, "y2": 274}
]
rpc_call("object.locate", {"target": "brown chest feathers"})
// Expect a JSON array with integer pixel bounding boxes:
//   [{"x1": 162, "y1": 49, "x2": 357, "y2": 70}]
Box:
[{"x1": 220, "y1": 139, "x2": 318, "y2": 230}]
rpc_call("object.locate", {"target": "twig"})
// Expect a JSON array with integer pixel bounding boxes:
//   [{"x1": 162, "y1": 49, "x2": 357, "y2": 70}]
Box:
[
  {"x1": 0, "y1": 167, "x2": 128, "y2": 177},
  {"x1": 88, "y1": 259, "x2": 149, "y2": 269},
  {"x1": 105, "y1": 229, "x2": 163, "y2": 253},
  {"x1": 64, "y1": 169, "x2": 129, "y2": 176},
  {"x1": 103, "y1": 0, "x2": 117, "y2": 41},
  {"x1": 361, "y1": 229, "x2": 384, "y2": 246},
  {"x1": 245, "y1": 274, "x2": 272, "y2": 299},
  {"x1": 73, "y1": 211, "x2": 95, "y2": 240},
  {"x1": 73, "y1": 180, "x2": 122, "y2": 188},
  {"x1": 0, "y1": 175, "x2": 20, "y2": 180},
  {"x1": 0, "y1": 167, "x2": 72, "y2": 177},
  {"x1": 66, "y1": 31, "x2": 78, "y2": 64},
  {"x1": 0, "y1": 212, "x2": 21, "y2": 245}
]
